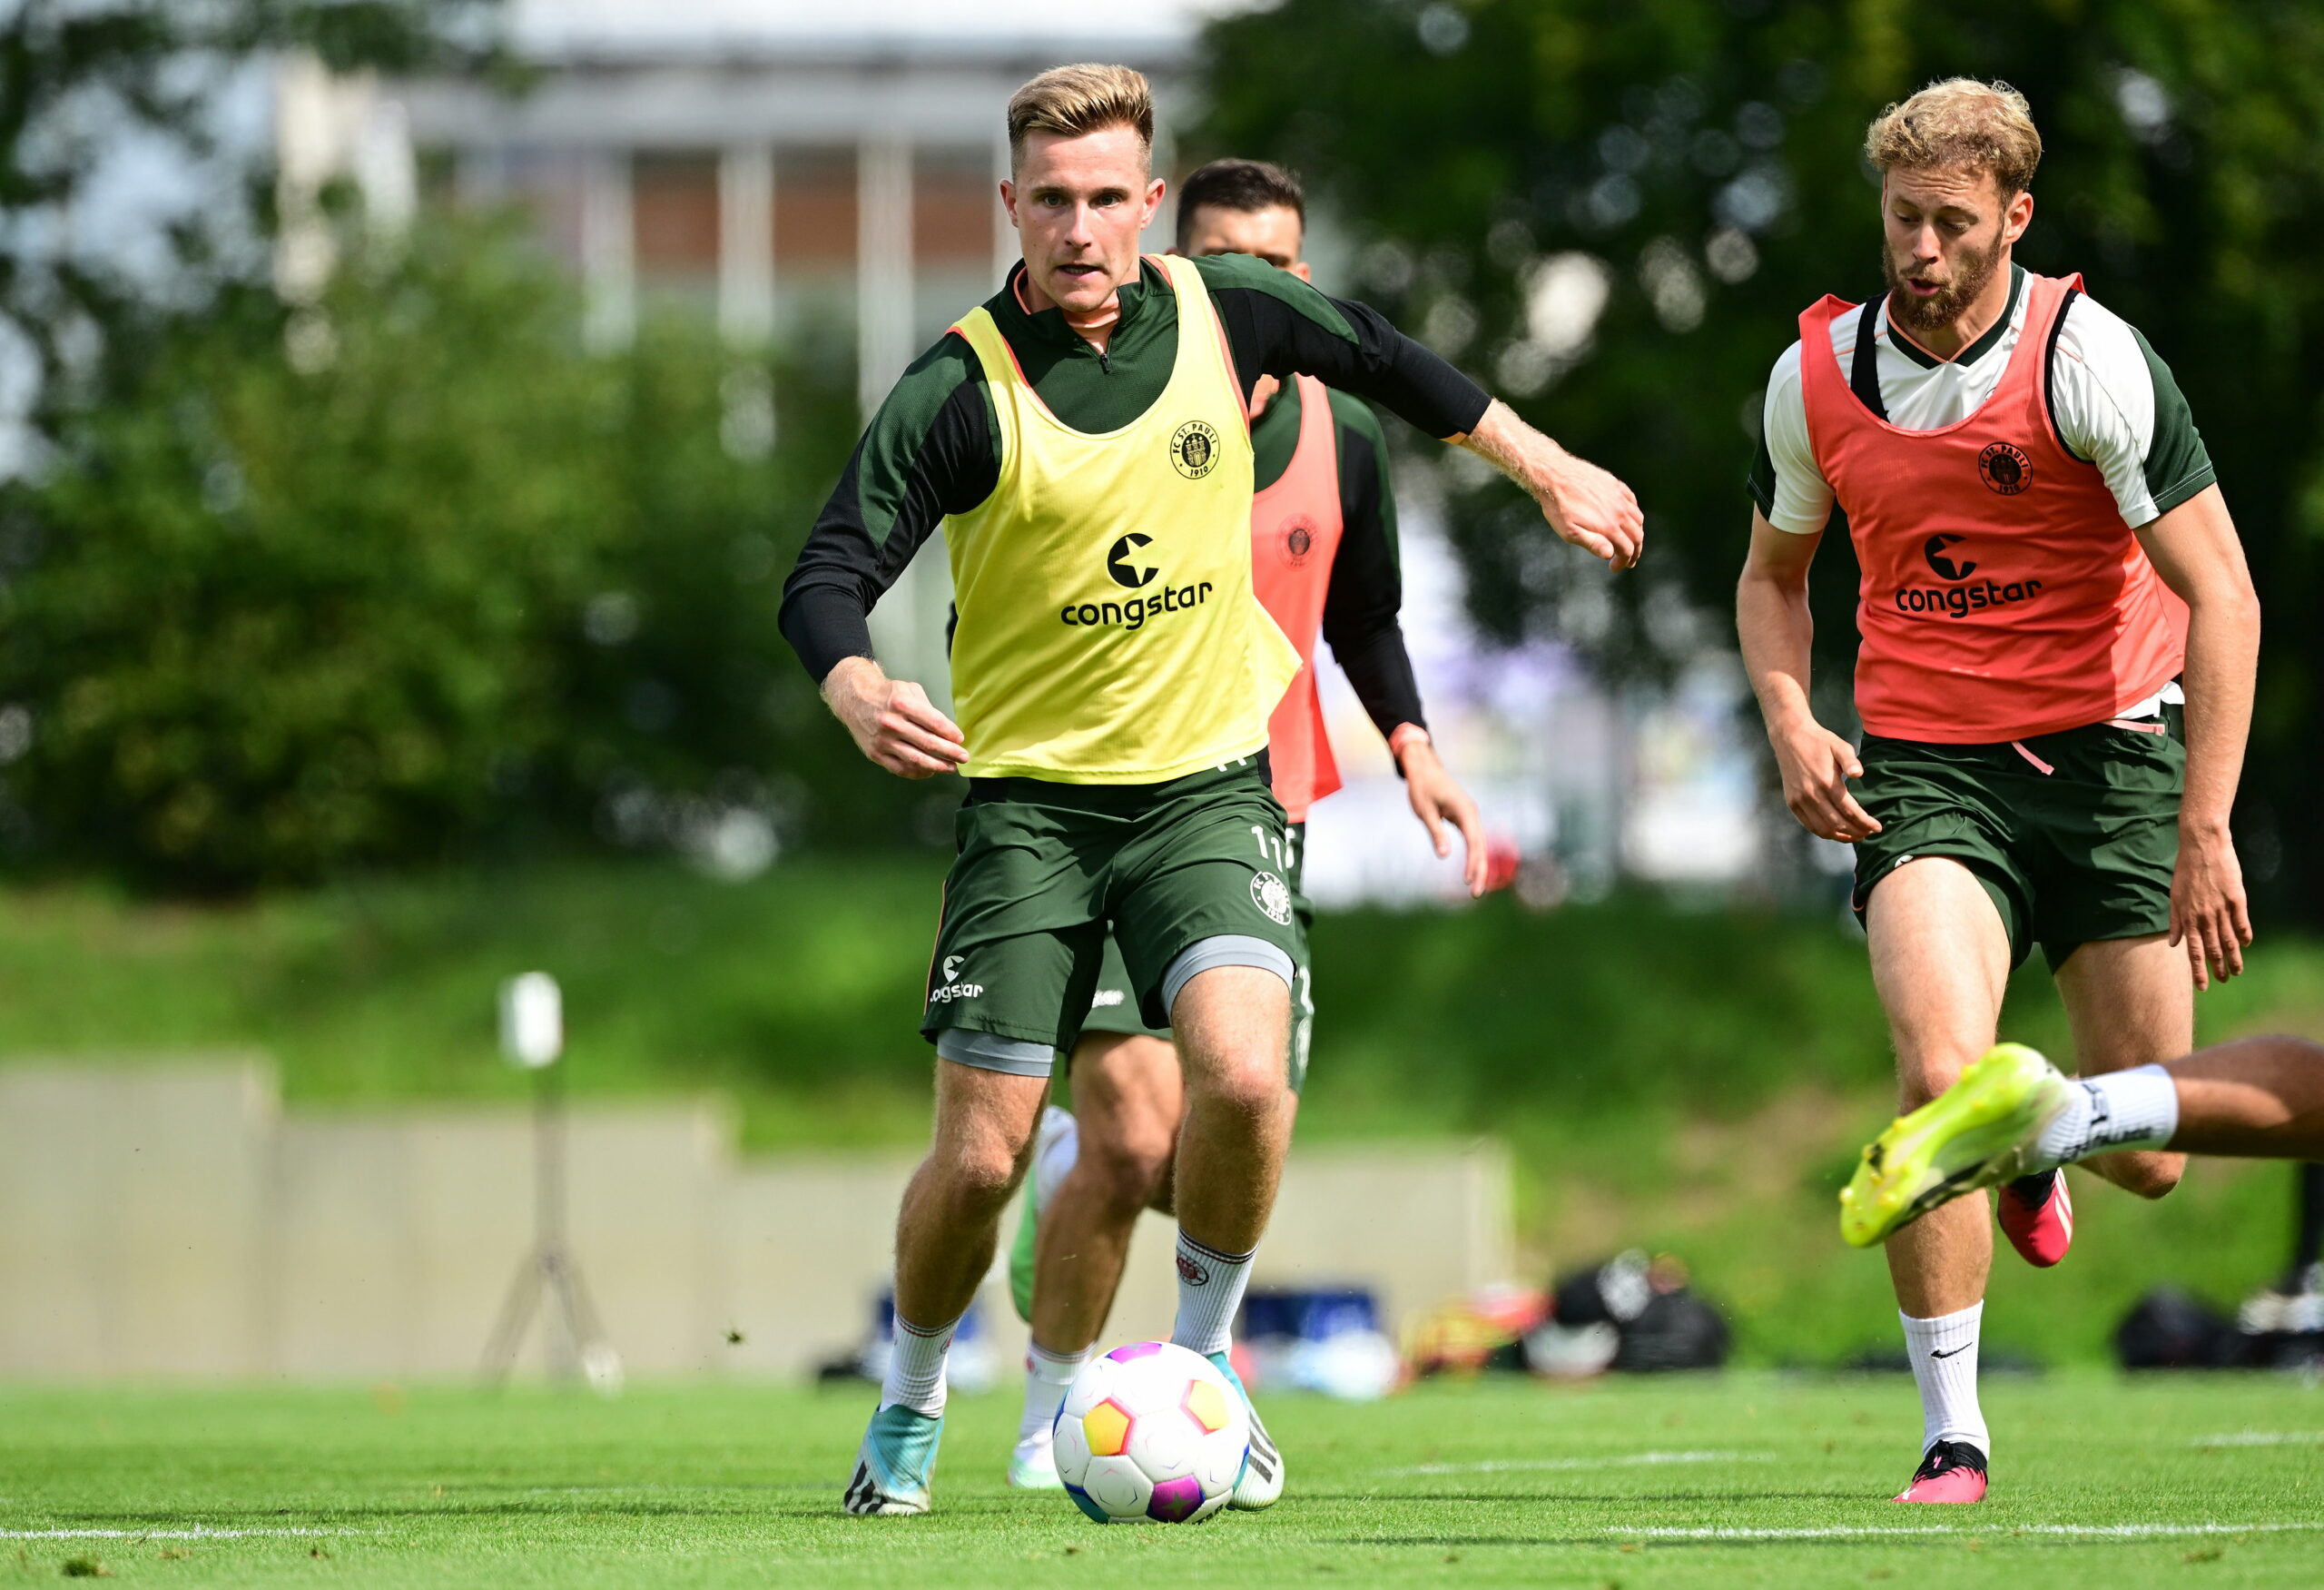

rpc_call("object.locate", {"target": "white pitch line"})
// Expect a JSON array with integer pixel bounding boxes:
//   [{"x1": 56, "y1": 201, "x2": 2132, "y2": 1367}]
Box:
[
  {"x1": 2191, "y1": 1430, "x2": 2324, "y2": 1447},
  {"x1": 1378, "y1": 1449, "x2": 1768, "y2": 1477},
  {"x1": 1616, "y1": 1522, "x2": 2324, "y2": 1541},
  {"x1": 0, "y1": 1527, "x2": 359, "y2": 1541}
]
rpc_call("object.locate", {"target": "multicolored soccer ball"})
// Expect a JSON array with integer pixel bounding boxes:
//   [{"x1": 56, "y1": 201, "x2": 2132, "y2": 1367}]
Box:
[{"x1": 1052, "y1": 1341, "x2": 1249, "y2": 1523}]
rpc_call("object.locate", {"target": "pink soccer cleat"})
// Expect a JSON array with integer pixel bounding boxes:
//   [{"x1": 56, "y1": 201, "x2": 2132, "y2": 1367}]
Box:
[
  {"x1": 1998, "y1": 1170, "x2": 2074, "y2": 1268},
  {"x1": 1895, "y1": 1440, "x2": 1987, "y2": 1504}
]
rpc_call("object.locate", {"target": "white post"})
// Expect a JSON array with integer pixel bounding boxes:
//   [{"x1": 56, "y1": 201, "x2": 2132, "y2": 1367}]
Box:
[
  {"x1": 718, "y1": 144, "x2": 775, "y2": 348},
  {"x1": 581, "y1": 148, "x2": 635, "y2": 352},
  {"x1": 855, "y1": 133, "x2": 915, "y2": 418},
  {"x1": 857, "y1": 134, "x2": 951, "y2": 708}
]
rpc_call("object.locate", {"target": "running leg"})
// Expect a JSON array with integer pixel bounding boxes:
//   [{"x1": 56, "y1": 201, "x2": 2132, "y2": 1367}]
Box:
[
  {"x1": 845, "y1": 1059, "x2": 1047, "y2": 1516},
  {"x1": 1009, "y1": 1032, "x2": 1181, "y2": 1487},
  {"x1": 1865, "y1": 857, "x2": 2012, "y2": 1501},
  {"x1": 1171, "y1": 963, "x2": 1293, "y2": 1508}
]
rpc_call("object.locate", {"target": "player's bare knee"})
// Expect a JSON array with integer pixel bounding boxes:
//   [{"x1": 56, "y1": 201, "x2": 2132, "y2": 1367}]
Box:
[
  {"x1": 2112, "y1": 1150, "x2": 2185, "y2": 1200},
  {"x1": 1082, "y1": 1126, "x2": 1172, "y2": 1216},
  {"x1": 1896, "y1": 1052, "x2": 1970, "y2": 1111},
  {"x1": 930, "y1": 1120, "x2": 1030, "y2": 1215},
  {"x1": 1197, "y1": 1046, "x2": 1286, "y2": 1124}
]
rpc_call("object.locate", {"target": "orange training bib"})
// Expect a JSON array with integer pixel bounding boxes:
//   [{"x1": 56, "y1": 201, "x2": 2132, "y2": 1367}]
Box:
[
  {"x1": 1799, "y1": 272, "x2": 2186, "y2": 743},
  {"x1": 1250, "y1": 375, "x2": 1344, "y2": 821}
]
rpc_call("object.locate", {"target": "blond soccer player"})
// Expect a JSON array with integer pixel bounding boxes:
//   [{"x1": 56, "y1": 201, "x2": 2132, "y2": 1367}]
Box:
[
  {"x1": 781, "y1": 64, "x2": 1640, "y2": 1516},
  {"x1": 1737, "y1": 80, "x2": 2259, "y2": 1503}
]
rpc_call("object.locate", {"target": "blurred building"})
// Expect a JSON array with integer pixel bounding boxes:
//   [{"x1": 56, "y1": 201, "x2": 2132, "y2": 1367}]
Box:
[
  {"x1": 393, "y1": 2, "x2": 1230, "y2": 380},
  {"x1": 320, "y1": 0, "x2": 1233, "y2": 696}
]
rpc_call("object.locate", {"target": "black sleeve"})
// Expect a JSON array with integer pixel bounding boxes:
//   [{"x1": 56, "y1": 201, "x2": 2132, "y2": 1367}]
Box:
[
  {"x1": 777, "y1": 339, "x2": 998, "y2": 684},
  {"x1": 1195, "y1": 253, "x2": 1491, "y2": 442},
  {"x1": 1319, "y1": 414, "x2": 1426, "y2": 743}
]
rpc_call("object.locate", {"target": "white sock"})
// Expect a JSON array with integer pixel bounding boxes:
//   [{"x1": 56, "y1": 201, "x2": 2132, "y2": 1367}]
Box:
[
  {"x1": 1033, "y1": 1109, "x2": 1079, "y2": 1213},
  {"x1": 878, "y1": 1311, "x2": 959, "y2": 1418},
  {"x1": 2035, "y1": 1064, "x2": 2181, "y2": 1167},
  {"x1": 1900, "y1": 1303, "x2": 1988, "y2": 1457},
  {"x1": 1169, "y1": 1230, "x2": 1255, "y2": 1358},
  {"x1": 1017, "y1": 1341, "x2": 1089, "y2": 1445}
]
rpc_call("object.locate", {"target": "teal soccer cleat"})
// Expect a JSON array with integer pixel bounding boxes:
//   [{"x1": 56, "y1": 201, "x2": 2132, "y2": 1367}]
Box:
[{"x1": 842, "y1": 1404, "x2": 944, "y2": 1516}]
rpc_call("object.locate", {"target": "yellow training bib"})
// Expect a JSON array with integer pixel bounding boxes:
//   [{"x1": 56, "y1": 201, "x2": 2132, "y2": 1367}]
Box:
[{"x1": 944, "y1": 254, "x2": 1300, "y2": 783}]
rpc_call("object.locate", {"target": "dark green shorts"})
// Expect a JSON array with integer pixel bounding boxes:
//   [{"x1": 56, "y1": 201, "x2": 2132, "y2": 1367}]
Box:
[
  {"x1": 921, "y1": 759, "x2": 1305, "y2": 1076},
  {"x1": 1077, "y1": 822, "x2": 1314, "y2": 1091},
  {"x1": 1850, "y1": 715, "x2": 2183, "y2": 973}
]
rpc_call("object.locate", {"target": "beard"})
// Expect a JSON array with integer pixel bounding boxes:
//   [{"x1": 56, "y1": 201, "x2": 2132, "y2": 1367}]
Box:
[{"x1": 1883, "y1": 231, "x2": 2004, "y2": 336}]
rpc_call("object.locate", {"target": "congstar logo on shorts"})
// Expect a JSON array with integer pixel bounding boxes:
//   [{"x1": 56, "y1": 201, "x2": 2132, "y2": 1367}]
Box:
[
  {"x1": 929, "y1": 954, "x2": 982, "y2": 1002},
  {"x1": 1170, "y1": 420, "x2": 1220, "y2": 479},
  {"x1": 1251, "y1": 871, "x2": 1295, "y2": 926}
]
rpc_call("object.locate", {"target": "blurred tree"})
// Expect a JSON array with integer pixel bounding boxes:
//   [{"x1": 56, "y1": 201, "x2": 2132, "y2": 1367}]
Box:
[
  {"x1": 0, "y1": 215, "x2": 891, "y2": 890},
  {"x1": 0, "y1": 0, "x2": 499, "y2": 448},
  {"x1": 1197, "y1": 0, "x2": 2324, "y2": 916}
]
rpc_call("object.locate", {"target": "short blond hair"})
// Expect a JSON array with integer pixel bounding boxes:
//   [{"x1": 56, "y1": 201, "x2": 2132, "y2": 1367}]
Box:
[
  {"x1": 1007, "y1": 64, "x2": 1154, "y2": 172},
  {"x1": 1866, "y1": 78, "x2": 2043, "y2": 196}
]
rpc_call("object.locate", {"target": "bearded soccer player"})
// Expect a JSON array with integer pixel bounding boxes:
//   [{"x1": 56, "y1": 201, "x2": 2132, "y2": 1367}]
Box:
[
  {"x1": 781, "y1": 64, "x2": 1640, "y2": 1516},
  {"x1": 998, "y1": 158, "x2": 1490, "y2": 1496},
  {"x1": 1736, "y1": 79, "x2": 2260, "y2": 1504}
]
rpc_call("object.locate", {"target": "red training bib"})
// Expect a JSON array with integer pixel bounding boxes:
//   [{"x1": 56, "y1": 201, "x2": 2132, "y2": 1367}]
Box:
[{"x1": 1250, "y1": 374, "x2": 1344, "y2": 820}]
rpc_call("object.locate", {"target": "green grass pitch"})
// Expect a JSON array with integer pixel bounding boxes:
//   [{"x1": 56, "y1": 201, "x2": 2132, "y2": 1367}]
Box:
[{"x1": 3, "y1": 1373, "x2": 2319, "y2": 1587}]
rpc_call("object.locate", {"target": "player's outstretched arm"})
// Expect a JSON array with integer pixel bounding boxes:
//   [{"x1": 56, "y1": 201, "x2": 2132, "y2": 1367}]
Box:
[
  {"x1": 1737, "y1": 510, "x2": 1878, "y2": 844},
  {"x1": 822, "y1": 657, "x2": 967, "y2": 779},
  {"x1": 1190, "y1": 258, "x2": 1639, "y2": 566},
  {"x1": 2136, "y1": 483, "x2": 2260, "y2": 989},
  {"x1": 1454, "y1": 401, "x2": 1643, "y2": 570}
]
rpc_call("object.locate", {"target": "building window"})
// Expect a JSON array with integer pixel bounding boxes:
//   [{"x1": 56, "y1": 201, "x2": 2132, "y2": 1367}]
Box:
[{"x1": 633, "y1": 151, "x2": 720, "y2": 313}]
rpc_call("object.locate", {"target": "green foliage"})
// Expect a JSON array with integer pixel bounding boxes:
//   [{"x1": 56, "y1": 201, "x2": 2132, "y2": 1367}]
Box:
[
  {"x1": 0, "y1": 217, "x2": 892, "y2": 888},
  {"x1": 0, "y1": 856, "x2": 2307, "y2": 1146},
  {"x1": 0, "y1": 1, "x2": 500, "y2": 429},
  {"x1": 1196, "y1": 0, "x2": 2324, "y2": 914}
]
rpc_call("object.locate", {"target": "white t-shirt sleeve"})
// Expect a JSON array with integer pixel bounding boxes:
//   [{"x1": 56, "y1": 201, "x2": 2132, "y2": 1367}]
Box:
[
  {"x1": 2048, "y1": 295, "x2": 2162, "y2": 528},
  {"x1": 1759, "y1": 341, "x2": 1835, "y2": 534}
]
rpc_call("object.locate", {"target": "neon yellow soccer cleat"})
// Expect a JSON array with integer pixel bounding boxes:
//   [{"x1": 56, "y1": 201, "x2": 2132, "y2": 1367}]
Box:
[{"x1": 1839, "y1": 1043, "x2": 2076, "y2": 1249}]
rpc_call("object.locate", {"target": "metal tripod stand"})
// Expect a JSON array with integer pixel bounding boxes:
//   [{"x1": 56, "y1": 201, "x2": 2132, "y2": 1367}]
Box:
[{"x1": 480, "y1": 1040, "x2": 615, "y2": 1386}]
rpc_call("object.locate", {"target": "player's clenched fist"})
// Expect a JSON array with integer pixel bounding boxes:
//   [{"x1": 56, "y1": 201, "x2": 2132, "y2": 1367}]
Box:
[
  {"x1": 1538, "y1": 449, "x2": 1645, "y2": 571},
  {"x1": 823, "y1": 657, "x2": 969, "y2": 778}
]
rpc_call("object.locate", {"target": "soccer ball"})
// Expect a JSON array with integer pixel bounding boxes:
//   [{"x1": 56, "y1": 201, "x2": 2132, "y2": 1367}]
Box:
[{"x1": 1052, "y1": 1341, "x2": 1249, "y2": 1524}]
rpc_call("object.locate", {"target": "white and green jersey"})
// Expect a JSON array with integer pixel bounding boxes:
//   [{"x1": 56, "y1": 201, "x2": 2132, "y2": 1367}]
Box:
[{"x1": 1749, "y1": 264, "x2": 2215, "y2": 535}]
